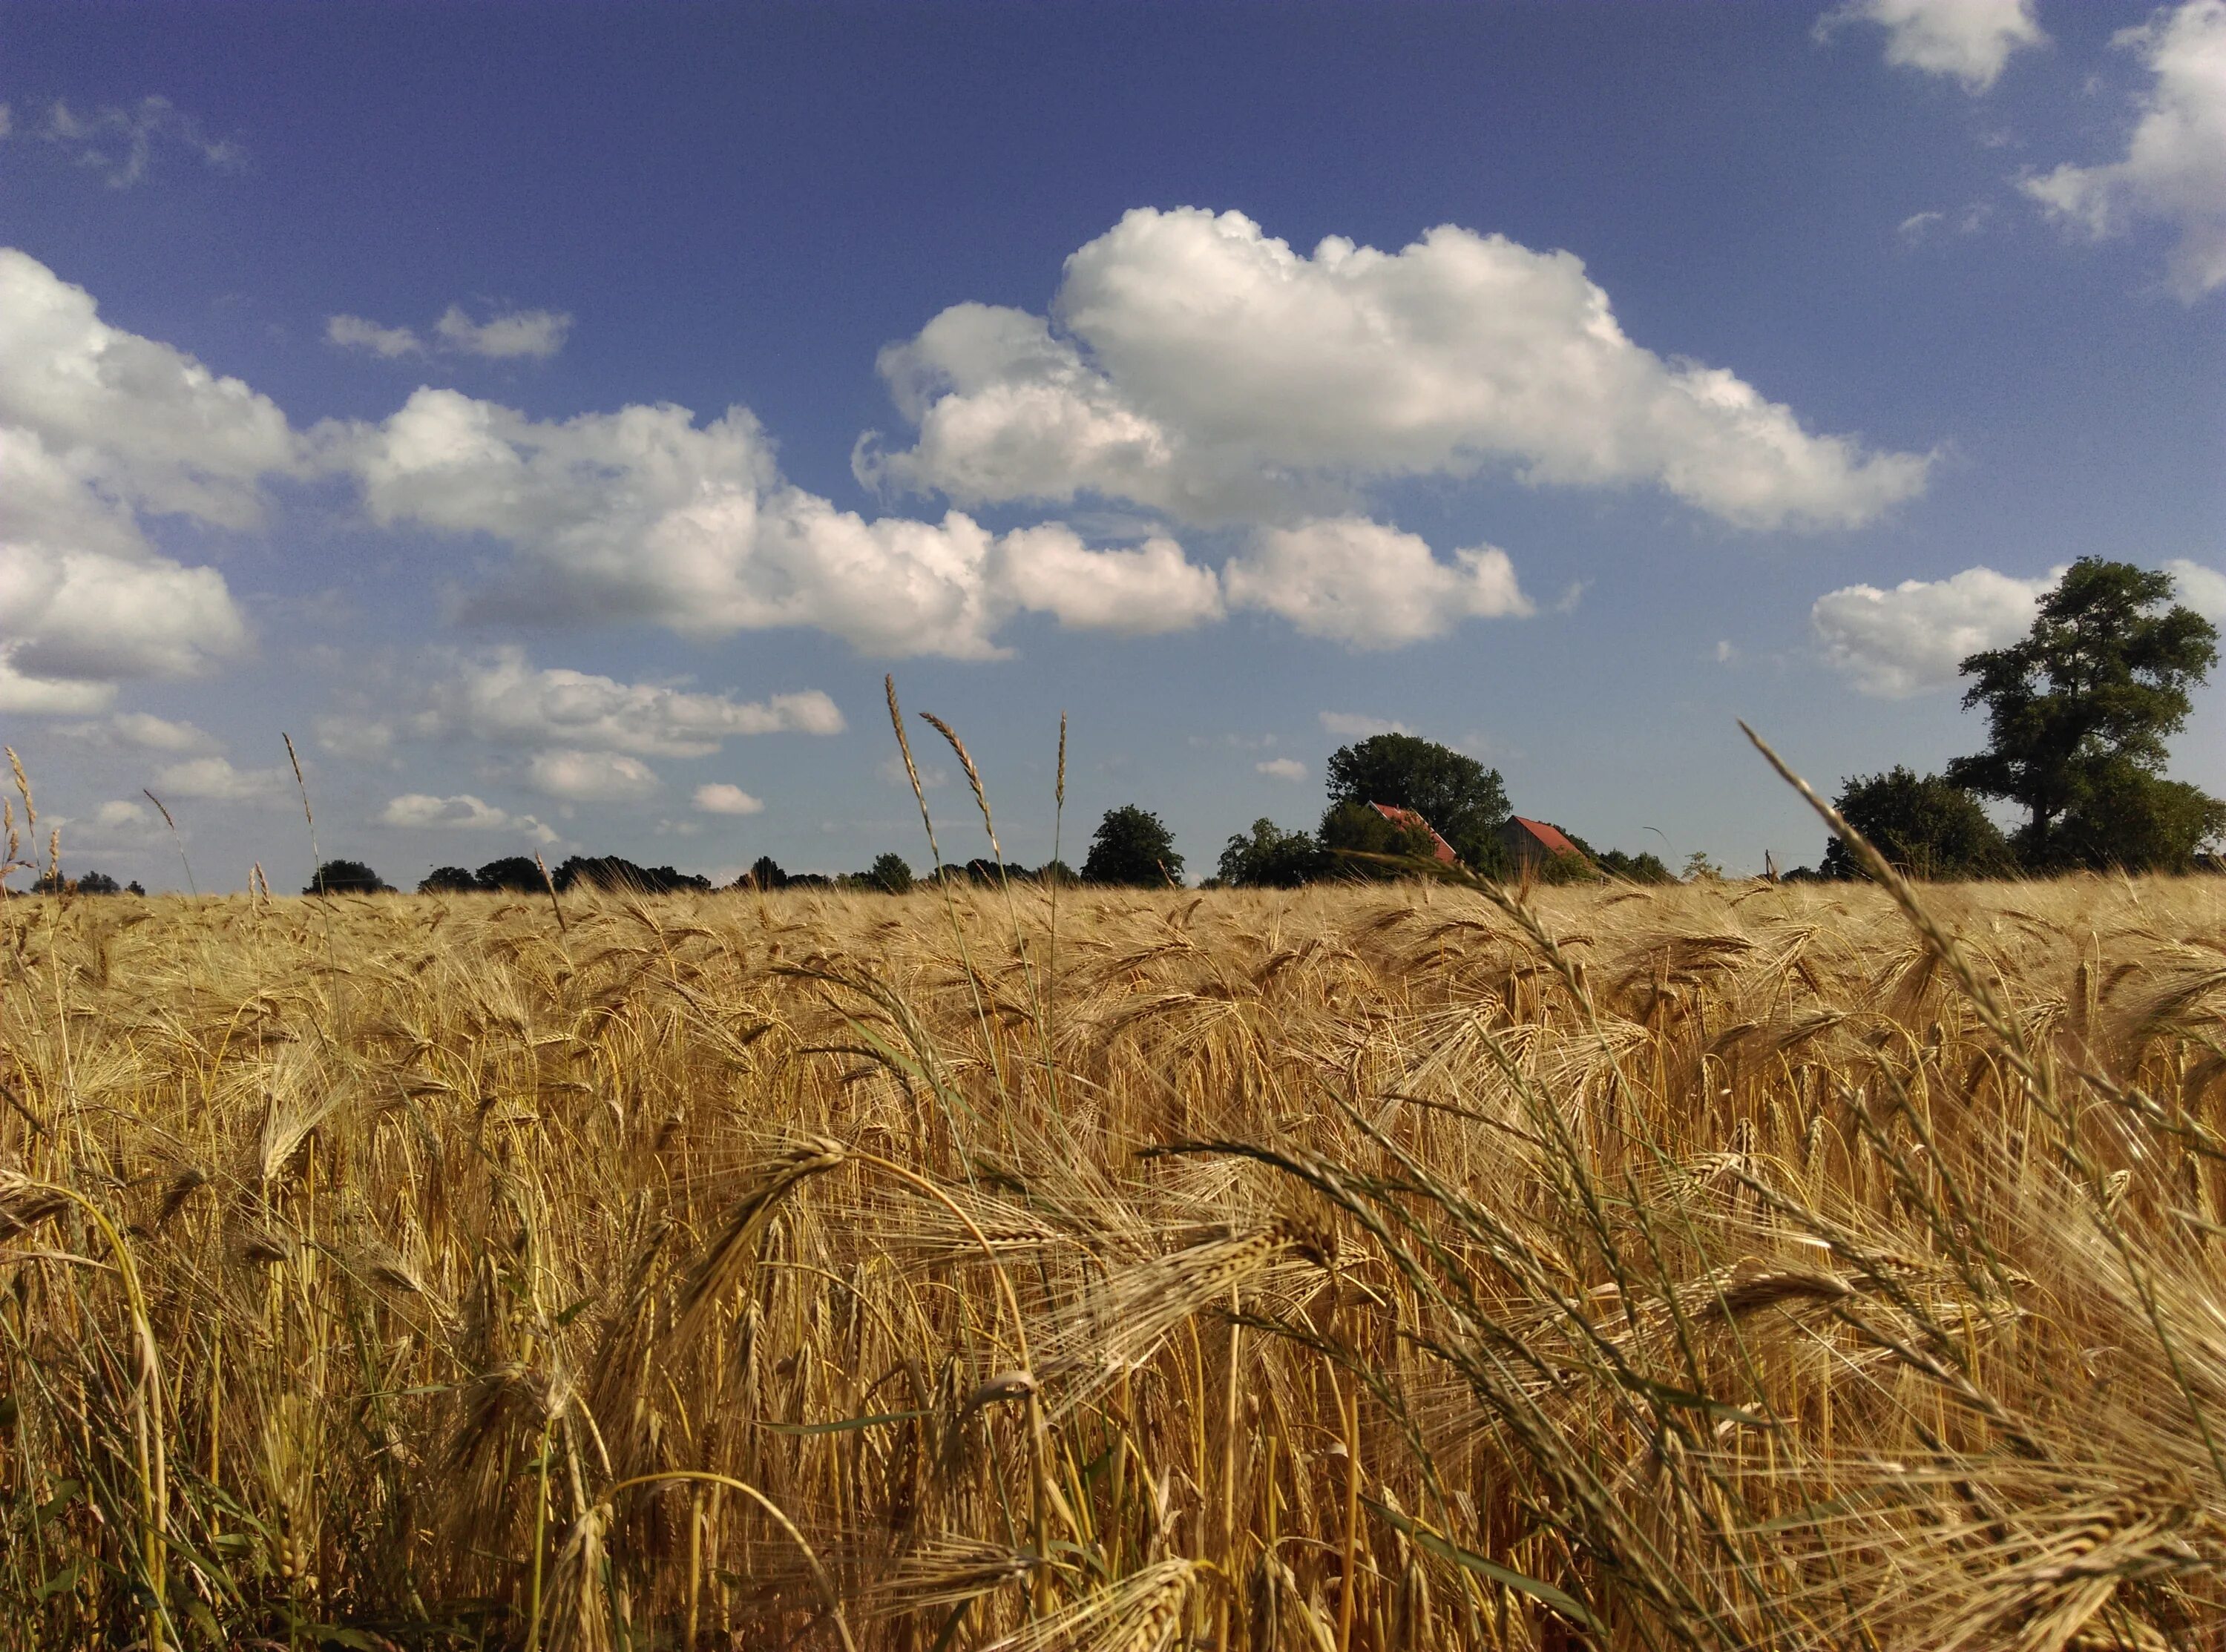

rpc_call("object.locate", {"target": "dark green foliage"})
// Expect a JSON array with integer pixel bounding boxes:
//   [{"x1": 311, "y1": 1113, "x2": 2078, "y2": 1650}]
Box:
[
  {"x1": 75, "y1": 870, "x2": 123, "y2": 895},
  {"x1": 556, "y1": 855, "x2": 710, "y2": 894},
  {"x1": 1316, "y1": 800, "x2": 1442, "y2": 879},
  {"x1": 737, "y1": 855, "x2": 789, "y2": 891},
  {"x1": 1948, "y1": 558, "x2": 2222, "y2": 872},
  {"x1": 1218, "y1": 818, "x2": 1324, "y2": 887},
  {"x1": 864, "y1": 852, "x2": 914, "y2": 894},
  {"x1": 1035, "y1": 859, "x2": 1077, "y2": 886},
  {"x1": 473, "y1": 856, "x2": 548, "y2": 892},
  {"x1": 1593, "y1": 849, "x2": 1673, "y2": 884},
  {"x1": 1082, "y1": 805, "x2": 1183, "y2": 886},
  {"x1": 305, "y1": 859, "x2": 392, "y2": 895},
  {"x1": 1322, "y1": 734, "x2": 1509, "y2": 865},
  {"x1": 1822, "y1": 768, "x2": 2015, "y2": 881},
  {"x1": 418, "y1": 866, "x2": 481, "y2": 894}
]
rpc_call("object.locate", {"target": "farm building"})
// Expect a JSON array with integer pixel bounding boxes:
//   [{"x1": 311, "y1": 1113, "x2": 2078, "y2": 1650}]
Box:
[
  {"x1": 1498, "y1": 815, "x2": 1588, "y2": 873},
  {"x1": 1369, "y1": 803, "x2": 1459, "y2": 864}
]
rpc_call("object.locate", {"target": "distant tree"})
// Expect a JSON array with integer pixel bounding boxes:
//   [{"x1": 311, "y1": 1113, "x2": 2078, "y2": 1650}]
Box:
[
  {"x1": 864, "y1": 852, "x2": 914, "y2": 894},
  {"x1": 1082, "y1": 806, "x2": 1183, "y2": 886},
  {"x1": 475, "y1": 856, "x2": 548, "y2": 892},
  {"x1": 1949, "y1": 558, "x2": 2222, "y2": 872},
  {"x1": 1321, "y1": 734, "x2": 1509, "y2": 866},
  {"x1": 1822, "y1": 768, "x2": 2014, "y2": 881},
  {"x1": 1218, "y1": 818, "x2": 1324, "y2": 887},
  {"x1": 126, "y1": 881, "x2": 145, "y2": 896},
  {"x1": 1316, "y1": 800, "x2": 1442, "y2": 880},
  {"x1": 1594, "y1": 848, "x2": 1674, "y2": 885},
  {"x1": 1035, "y1": 859, "x2": 1077, "y2": 886},
  {"x1": 737, "y1": 855, "x2": 788, "y2": 892},
  {"x1": 306, "y1": 859, "x2": 391, "y2": 895},
  {"x1": 418, "y1": 866, "x2": 481, "y2": 894},
  {"x1": 75, "y1": 870, "x2": 122, "y2": 895},
  {"x1": 787, "y1": 872, "x2": 830, "y2": 889},
  {"x1": 1681, "y1": 850, "x2": 1725, "y2": 883}
]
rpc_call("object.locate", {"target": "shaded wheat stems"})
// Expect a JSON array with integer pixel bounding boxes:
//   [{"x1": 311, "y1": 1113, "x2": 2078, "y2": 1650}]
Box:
[{"x1": 2, "y1": 861, "x2": 2224, "y2": 1649}]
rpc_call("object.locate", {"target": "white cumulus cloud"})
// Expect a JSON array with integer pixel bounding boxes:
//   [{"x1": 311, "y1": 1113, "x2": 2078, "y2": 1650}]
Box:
[
  {"x1": 1811, "y1": 565, "x2": 2055, "y2": 697},
  {"x1": 379, "y1": 792, "x2": 556, "y2": 841},
  {"x1": 2167, "y1": 557, "x2": 2226, "y2": 619},
  {"x1": 1319, "y1": 711, "x2": 1414, "y2": 739},
  {"x1": 528, "y1": 749, "x2": 660, "y2": 802},
  {"x1": 93, "y1": 799, "x2": 154, "y2": 830},
  {"x1": 2023, "y1": 0, "x2": 2226, "y2": 300},
  {"x1": 326, "y1": 315, "x2": 424, "y2": 358},
  {"x1": 59, "y1": 712, "x2": 220, "y2": 752},
  {"x1": 1819, "y1": 0, "x2": 2046, "y2": 91},
  {"x1": 0, "y1": 249, "x2": 278, "y2": 710},
  {"x1": 1255, "y1": 757, "x2": 1307, "y2": 780},
  {"x1": 433, "y1": 305, "x2": 573, "y2": 360},
  {"x1": 1224, "y1": 518, "x2": 1531, "y2": 648},
  {"x1": 151, "y1": 755, "x2": 292, "y2": 803},
  {"x1": 327, "y1": 387, "x2": 1223, "y2": 656},
  {"x1": 693, "y1": 783, "x2": 765, "y2": 815},
  {"x1": 413, "y1": 647, "x2": 844, "y2": 756},
  {"x1": 860, "y1": 208, "x2": 1932, "y2": 533}
]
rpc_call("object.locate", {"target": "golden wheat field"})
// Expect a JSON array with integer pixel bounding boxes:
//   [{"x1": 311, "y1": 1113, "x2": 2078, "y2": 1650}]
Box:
[{"x1": 4, "y1": 868, "x2": 2225, "y2": 1651}]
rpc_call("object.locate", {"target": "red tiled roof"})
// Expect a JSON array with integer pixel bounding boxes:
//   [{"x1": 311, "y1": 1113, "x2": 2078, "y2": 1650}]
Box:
[
  {"x1": 1507, "y1": 816, "x2": 1583, "y2": 858},
  {"x1": 1370, "y1": 803, "x2": 1459, "y2": 863}
]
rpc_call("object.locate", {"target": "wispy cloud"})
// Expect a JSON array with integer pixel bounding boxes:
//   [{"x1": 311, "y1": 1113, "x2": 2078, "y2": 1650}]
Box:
[
  {"x1": 326, "y1": 304, "x2": 575, "y2": 362},
  {"x1": 37, "y1": 96, "x2": 246, "y2": 188}
]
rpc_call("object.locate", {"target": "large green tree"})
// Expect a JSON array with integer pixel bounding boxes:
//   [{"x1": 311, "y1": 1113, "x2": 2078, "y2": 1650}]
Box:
[
  {"x1": 1947, "y1": 559, "x2": 2221, "y2": 871},
  {"x1": 1218, "y1": 818, "x2": 1324, "y2": 887},
  {"x1": 1320, "y1": 734, "x2": 1509, "y2": 866},
  {"x1": 1082, "y1": 805, "x2": 1183, "y2": 886},
  {"x1": 1822, "y1": 767, "x2": 2013, "y2": 881}
]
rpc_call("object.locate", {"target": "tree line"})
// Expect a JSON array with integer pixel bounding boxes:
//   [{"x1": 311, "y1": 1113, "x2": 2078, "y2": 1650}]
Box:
[{"x1": 40, "y1": 559, "x2": 2219, "y2": 900}]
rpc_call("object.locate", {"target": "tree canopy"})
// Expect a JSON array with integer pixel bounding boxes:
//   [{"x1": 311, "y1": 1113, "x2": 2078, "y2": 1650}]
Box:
[
  {"x1": 1321, "y1": 734, "x2": 1508, "y2": 866},
  {"x1": 306, "y1": 859, "x2": 391, "y2": 895},
  {"x1": 1822, "y1": 767, "x2": 2014, "y2": 881},
  {"x1": 1082, "y1": 806, "x2": 1183, "y2": 886},
  {"x1": 1948, "y1": 558, "x2": 2221, "y2": 871},
  {"x1": 864, "y1": 852, "x2": 913, "y2": 895},
  {"x1": 1218, "y1": 818, "x2": 1324, "y2": 887}
]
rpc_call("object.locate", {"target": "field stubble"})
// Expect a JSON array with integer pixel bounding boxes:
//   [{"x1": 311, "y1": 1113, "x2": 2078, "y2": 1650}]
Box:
[{"x1": 3, "y1": 869, "x2": 2225, "y2": 1650}]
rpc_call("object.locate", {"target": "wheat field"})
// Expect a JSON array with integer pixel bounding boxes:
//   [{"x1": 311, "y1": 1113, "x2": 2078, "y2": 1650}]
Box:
[{"x1": 4, "y1": 860, "x2": 2225, "y2": 1649}]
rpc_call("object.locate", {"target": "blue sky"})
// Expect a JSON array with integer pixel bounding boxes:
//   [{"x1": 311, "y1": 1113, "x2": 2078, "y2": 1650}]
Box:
[{"x1": 4, "y1": 0, "x2": 2222, "y2": 890}]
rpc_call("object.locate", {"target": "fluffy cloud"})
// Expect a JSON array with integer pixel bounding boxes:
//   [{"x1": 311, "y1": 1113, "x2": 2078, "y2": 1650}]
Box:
[
  {"x1": 2167, "y1": 557, "x2": 2226, "y2": 619},
  {"x1": 326, "y1": 315, "x2": 424, "y2": 358},
  {"x1": 1319, "y1": 711, "x2": 1413, "y2": 738},
  {"x1": 693, "y1": 783, "x2": 765, "y2": 815},
  {"x1": 0, "y1": 249, "x2": 276, "y2": 710},
  {"x1": 435, "y1": 306, "x2": 572, "y2": 359},
  {"x1": 151, "y1": 756, "x2": 292, "y2": 802},
  {"x1": 329, "y1": 304, "x2": 575, "y2": 361},
  {"x1": 988, "y1": 527, "x2": 1222, "y2": 633},
  {"x1": 378, "y1": 792, "x2": 556, "y2": 841},
  {"x1": 528, "y1": 749, "x2": 660, "y2": 802},
  {"x1": 1820, "y1": 0, "x2": 2046, "y2": 91},
  {"x1": 93, "y1": 800, "x2": 154, "y2": 829},
  {"x1": 1811, "y1": 565, "x2": 2053, "y2": 696},
  {"x1": 59, "y1": 712, "x2": 220, "y2": 752},
  {"x1": 330, "y1": 387, "x2": 1224, "y2": 655},
  {"x1": 860, "y1": 208, "x2": 1931, "y2": 533},
  {"x1": 1224, "y1": 518, "x2": 1531, "y2": 648},
  {"x1": 38, "y1": 96, "x2": 246, "y2": 188},
  {"x1": 413, "y1": 647, "x2": 844, "y2": 757},
  {"x1": 2023, "y1": 0, "x2": 2226, "y2": 300},
  {"x1": 1255, "y1": 757, "x2": 1307, "y2": 780}
]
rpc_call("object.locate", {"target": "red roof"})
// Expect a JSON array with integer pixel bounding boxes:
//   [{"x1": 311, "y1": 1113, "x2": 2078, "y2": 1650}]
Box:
[
  {"x1": 1507, "y1": 816, "x2": 1583, "y2": 858},
  {"x1": 1370, "y1": 803, "x2": 1459, "y2": 863}
]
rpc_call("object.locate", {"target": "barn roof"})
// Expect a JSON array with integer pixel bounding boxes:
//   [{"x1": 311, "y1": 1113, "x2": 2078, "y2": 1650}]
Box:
[
  {"x1": 1506, "y1": 816, "x2": 1583, "y2": 858},
  {"x1": 1370, "y1": 803, "x2": 1459, "y2": 863}
]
